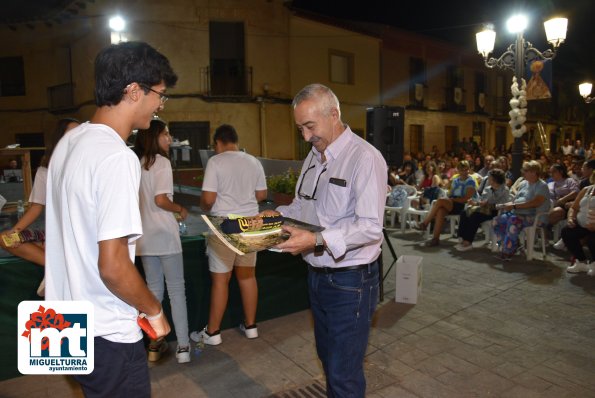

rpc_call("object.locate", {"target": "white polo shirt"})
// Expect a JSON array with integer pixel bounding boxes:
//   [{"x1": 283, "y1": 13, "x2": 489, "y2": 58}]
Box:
[
  {"x1": 136, "y1": 154, "x2": 182, "y2": 256},
  {"x1": 45, "y1": 122, "x2": 143, "y2": 343},
  {"x1": 202, "y1": 151, "x2": 267, "y2": 217}
]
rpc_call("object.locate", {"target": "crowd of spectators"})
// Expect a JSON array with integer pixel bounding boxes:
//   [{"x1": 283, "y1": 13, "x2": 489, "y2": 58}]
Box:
[{"x1": 386, "y1": 138, "x2": 595, "y2": 274}]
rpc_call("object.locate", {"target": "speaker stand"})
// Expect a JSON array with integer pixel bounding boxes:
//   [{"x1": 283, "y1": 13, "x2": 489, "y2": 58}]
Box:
[{"x1": 379, "y1": 228, "x2": 398, "y2": 302}]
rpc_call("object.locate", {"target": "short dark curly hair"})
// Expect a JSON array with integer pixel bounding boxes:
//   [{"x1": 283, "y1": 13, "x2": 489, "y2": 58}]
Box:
[
  {"x1": 214, "y1": 124, "x2": 239, "y2": 144},
  {"x1": 94, "y1": 41, "x2": 178, "y2": 106},
  {"x1": 488, "y1": 168, "x2": 505, "y2": 185}
]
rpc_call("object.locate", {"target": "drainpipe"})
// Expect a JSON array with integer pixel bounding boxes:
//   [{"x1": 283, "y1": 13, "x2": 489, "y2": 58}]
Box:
[{"x1": 258, "y1": 97, "x2": 267, "y2": 157}]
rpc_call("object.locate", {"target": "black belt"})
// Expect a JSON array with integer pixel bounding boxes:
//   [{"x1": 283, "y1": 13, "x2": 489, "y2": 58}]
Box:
[{"x1": 308, "y1": 262, "x2": 375, "y2": 274}]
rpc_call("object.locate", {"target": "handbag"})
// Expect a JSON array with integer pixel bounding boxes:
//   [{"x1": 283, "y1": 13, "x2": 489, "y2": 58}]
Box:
[{"x1": 464, "y1": 203, "x2": 492, "y2": 217}]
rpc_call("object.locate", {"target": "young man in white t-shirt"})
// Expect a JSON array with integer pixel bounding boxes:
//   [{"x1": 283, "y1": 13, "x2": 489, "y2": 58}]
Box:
[
  {"x1": 45, "y1": 41, "x2": 177, "y2": 398},
  {"x1": 190, "y1": 124, "x2": 267, "y2": 345}
]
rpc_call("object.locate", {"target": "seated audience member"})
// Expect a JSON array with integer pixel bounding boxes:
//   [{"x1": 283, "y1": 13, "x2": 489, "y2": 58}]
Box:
[
  {"x1": 413, "y1": 158, "x2": 425, "y2": 186},
  {"x1": 574, "y1": 139, "x2": 586, "y2": 158},
  {"x1": 388, "y1": 165, "x2": 400, "y2": 187},
  {"x1": 455, "y1": 169, "x2": 510, "y2": 251},
  {"x1": 561, "y1": 139, "x2": 574, "y2": 156},
  {"x1": 492, "y1": 160, "x2": 550, "y2": 260},
  {"x1": 497, "y1": 156, "x2": 514, "y2": 187},
  {"x1": 477, "y1": 160, "x2": 499, "y2": 195},
  {"x1": 548, "y1": 163, "x2": 579, "y2": 249},
  {"x1": 473, "y1": 155, "x2": 484, "y2": 173},
  {"x1": 446, "y1": 157, "x2": 458, "y2": 179},
  {"x1": 414, "y1": 161, "x2": 442, "y2": 209},
  {"x1": 477, "y1": 154, "x2": 495, "y2": 178},
  {"x1": 579, "y1": 159, "x2": 595, "y2": 189},
  {"x1": 585, "y1": 142, "x2": 595, "y2": 160},
  {"x1": 0, "y1": 118, "x2": 80, "y2": 295},
  {"x1": 562, "y1": 170, "x2": 595, "y2": 276},
  {"x1": 568, "y1": 157, "x2": 585, "y2": 182},
  {"x1": 437, "y1": 160, "x2": 450, "y2": 188},
  {"x1": 395, "y1": 161, "x2": 417, "y2": 186},
  {"x1": 415, "y1": 160, "x2": 476, "y2": 247}
]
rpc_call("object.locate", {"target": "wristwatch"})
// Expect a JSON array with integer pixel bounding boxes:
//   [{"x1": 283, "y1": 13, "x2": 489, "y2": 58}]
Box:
[{"x1": 314, "y1": 232, "x2": 324, "y2": 255}]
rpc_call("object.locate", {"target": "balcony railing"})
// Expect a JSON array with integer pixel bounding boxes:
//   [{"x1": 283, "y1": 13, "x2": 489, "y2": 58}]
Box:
[
  {"x1": 200, "y1": 65, "x2": 253, "y2": 97},
  {"x1": 443, "y1": 87, "x2": 466, "y2": 112}
]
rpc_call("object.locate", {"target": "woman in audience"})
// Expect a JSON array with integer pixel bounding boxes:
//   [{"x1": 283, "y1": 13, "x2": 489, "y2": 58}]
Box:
[
  {"x1": 136, "y1": 118, "x2": 191, "y2": 364},
  {"x1": 437, "y1": 159, "x2": 450, "y2": 188},
  {"x1": 548, "y1": 163, "x2": 579, "y2": 249},
  {"x1": 0, "y1": 117, "x2": 79, "y2": 295},
  {"x1": 396, "y1": 160, "x2": 417, "y2": 185},
  {"x1": 561, "y1": 170, "x2": 595, "y2": 276},
  {"x1": 473, "y1": 155, "x2": 483, "y2": 173},
  {"x1": 455, "y1": 169, "x2": 510, "y2": 251},
  {"x1": 388, "y1": 165, "x2": 400, "y2": 187},
  {"x1": 415, "y1": 160, "x2": 442, "y2": 209},
  {"x1": 416, "y1": 160, "x2": 476, "y2": 247},
  {"x1": 492, "y1": 160, "x2": 550, "y2": 260},
  {"x1": 446, "y1": 157, "x2": 458, "y2": 179},
  {"x1": 497, "y1": 155, "x2": 514, "y2": 187}
]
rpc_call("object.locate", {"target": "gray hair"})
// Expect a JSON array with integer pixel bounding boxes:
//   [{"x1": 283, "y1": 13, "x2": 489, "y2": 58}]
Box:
[{"x1": 292, "y1": 83, "x2": 341, "y2": 118}]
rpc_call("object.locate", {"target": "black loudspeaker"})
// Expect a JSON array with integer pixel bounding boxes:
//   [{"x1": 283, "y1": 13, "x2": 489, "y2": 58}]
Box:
[{"x1": 366, "y1": 106, "x2": 404, "y2": 166}]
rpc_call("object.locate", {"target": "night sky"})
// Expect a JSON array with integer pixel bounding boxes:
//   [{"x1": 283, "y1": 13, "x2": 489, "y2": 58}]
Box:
[{"x1": 291, "y1": 0, "x2": 595, "y2": 83}]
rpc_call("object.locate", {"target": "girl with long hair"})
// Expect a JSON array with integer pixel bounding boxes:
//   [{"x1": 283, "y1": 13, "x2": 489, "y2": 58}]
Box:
[
  {"x1": 0, "y1": 117, "x2": 80, "y2": 295},
  {"x1": 135, "y1": 118, "x2": 191, "y2": 364}
]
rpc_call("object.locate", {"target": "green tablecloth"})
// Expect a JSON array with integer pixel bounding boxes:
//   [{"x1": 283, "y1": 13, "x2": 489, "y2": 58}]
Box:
[{"x1": 0, "y1": 236, "x2": 309, "y2": 381}]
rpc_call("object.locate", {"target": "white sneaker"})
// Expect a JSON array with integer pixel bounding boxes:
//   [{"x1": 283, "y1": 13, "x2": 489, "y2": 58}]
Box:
[
  {"x1": 588, "y1": 265, "x2": 595, "y2": 277},
  {"x1": 190, "y1": 326, "x2": 222, "y2": 345},
  {"x1": 553, "y1": 238, "x2": 566, "y2": 250},
  {"x1": 454, "y1": 243, "x2": 473, "y2": 252},
  {"x1": 239, "y1": 323, "x2": 259, "y2": 339},
  {"x1": 176, "y1": 345, "x2": 191, "y2": 363},
  {"x1": 567, "y1": 260, "x2": 590, "y2": 273}
]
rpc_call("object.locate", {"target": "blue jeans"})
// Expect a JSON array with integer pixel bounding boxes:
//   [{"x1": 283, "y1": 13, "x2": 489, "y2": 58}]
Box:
[
  {"x1": 141, "y1": 253, "x2": 190, "y2": 346},
  {"x1": 308, "y1": 260, "x2": 379, "y2": 398}
]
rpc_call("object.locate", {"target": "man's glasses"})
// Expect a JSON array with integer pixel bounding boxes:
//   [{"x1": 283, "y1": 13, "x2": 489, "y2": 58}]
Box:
[
  {"x1": 139, "y1": 84, "x2": 169, "y2": 105},
  {"x1": 297, "y1": 164, "x2": 327, "y2": 200}
]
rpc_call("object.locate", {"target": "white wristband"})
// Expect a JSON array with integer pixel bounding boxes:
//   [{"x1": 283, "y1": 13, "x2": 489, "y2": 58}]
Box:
[{"x1": 142, "y1": 309, "x2": 163, "y2": 321}]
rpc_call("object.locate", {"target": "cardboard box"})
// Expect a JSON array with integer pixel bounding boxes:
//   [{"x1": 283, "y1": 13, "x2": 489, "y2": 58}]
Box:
[{"x1": 395, "y1": 255, "x2": 423, "y2": 304}]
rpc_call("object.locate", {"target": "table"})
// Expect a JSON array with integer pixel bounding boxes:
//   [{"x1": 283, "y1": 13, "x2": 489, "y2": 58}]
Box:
[{"x1": 0, "y1": 235, "x2": 310, "y2": 381}]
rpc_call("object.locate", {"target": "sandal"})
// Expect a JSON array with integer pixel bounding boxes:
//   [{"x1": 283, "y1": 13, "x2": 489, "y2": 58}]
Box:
[{"x1": 414, "y1": 221, "x2": 427, "y2": 231}]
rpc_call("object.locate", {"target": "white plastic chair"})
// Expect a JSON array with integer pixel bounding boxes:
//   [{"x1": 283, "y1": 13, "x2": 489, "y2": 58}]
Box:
[
  {"x1": 385, "y1": 185, "x2": 417, "y2": 233},
  {"x1": 409, "y1": 194, "x2": 457, "y2": 239},
  {"x1": 481, "y1": 219, "x2": 497, "y2": 251},
  {"x1": 552, "y1": 219, "x2": 567, "y2": 243},
  {"x1": 445, "y1": 214, "x2": 460, "y2": 237},
  {"x1": 519, "y1": 203, "x2": 552, "y2": 261}
]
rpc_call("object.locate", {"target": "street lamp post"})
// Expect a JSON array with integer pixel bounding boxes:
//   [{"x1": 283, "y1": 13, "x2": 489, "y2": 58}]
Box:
[
  {"x1": 476, "y1": 16, "x2": 568, "y2": 180},
  {"x1": 109, "y1": 15, "x2": 127, "y2": 44},
  {"x1": 578, "y1": 82, "x2": 593, "y2": 146}
]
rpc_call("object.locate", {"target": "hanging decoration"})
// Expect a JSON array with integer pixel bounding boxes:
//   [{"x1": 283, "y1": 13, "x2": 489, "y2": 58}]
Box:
[{"x1": 509, "y1": 76, "x2": 528, "y2": 138}]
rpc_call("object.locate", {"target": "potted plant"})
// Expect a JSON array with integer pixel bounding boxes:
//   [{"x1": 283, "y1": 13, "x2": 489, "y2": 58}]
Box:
[{"x1": 267, "y1": 168, "x2": 299, "y2": 205}]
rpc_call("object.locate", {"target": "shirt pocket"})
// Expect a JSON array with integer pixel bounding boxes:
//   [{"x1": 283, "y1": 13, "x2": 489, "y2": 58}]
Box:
[{"x1": 324, "y1": 183, "x2": 350, "y2": 216}]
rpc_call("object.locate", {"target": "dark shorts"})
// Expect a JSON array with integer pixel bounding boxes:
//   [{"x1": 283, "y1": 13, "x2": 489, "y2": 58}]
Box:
[
  {"x1": 450, "y1": 201, "x2": 465, "y2": 215},
  {"x1": 73, "y1": 337, "x2": 150, "y2": 398}
]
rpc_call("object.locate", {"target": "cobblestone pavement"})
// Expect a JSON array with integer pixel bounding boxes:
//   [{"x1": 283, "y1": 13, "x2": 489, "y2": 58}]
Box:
[{"x1": 2, "y1": 230, "x2": 594, "y2": 397}]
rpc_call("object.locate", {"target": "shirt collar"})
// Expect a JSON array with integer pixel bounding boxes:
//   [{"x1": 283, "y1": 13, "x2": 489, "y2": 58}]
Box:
[{"x1": 312, "y1": 125, "x2": 352, "y2": 163}]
